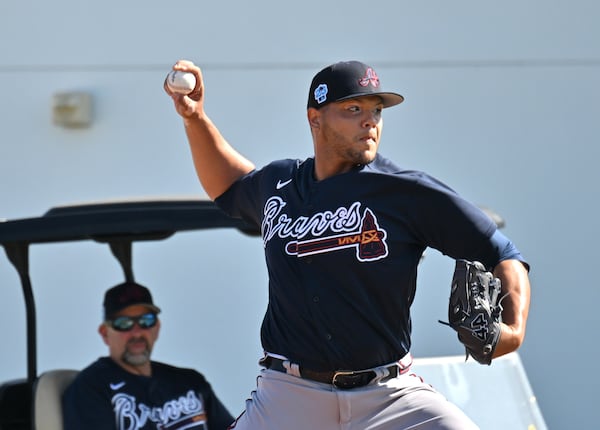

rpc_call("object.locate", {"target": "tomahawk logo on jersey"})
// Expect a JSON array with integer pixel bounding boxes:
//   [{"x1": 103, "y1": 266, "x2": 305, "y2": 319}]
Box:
[{"x1": 262, "y1": 196, "x2": 388, "y2": 262}]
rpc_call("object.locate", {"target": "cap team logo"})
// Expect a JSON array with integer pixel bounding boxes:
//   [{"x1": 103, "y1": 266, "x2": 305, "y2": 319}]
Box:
[
  {"x1": 358, "y1": 67, "x2": 380, "y2": 88},
  {"x1": 314, "y1": 83, "x2": 328, "y2": 104}
]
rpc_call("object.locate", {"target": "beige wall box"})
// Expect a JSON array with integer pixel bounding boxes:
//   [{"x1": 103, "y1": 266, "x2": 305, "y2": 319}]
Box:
[{"x1": 52, "y1": 91, "x2": 93, "y2": 128}]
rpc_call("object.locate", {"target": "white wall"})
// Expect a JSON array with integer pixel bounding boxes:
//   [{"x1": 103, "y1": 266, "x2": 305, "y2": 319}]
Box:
[{"x1": 2, "y1": 1, "x2": 599, "y2": 428}]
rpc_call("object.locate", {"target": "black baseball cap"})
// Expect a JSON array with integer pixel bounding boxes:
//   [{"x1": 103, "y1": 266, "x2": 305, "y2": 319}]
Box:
[
  {"x1": 103, "y1": 281, "x2": 161, "y2": 320},
  {"x1": 307, "y1": 60, "x2": 404, "y2": 110}
]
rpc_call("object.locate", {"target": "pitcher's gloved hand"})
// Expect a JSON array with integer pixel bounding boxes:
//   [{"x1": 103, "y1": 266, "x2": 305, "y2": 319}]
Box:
[{"x1": 440, "y1": 259, "x2": 503, "y2": 365}]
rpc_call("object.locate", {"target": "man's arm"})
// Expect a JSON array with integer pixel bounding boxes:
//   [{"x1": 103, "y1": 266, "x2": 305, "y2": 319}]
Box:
[
  {"x1": 165, "y1": 60, "x2": 255, "y2": 200},
  {"x1": 492, "y1": 259, "x2": 531, "y2": 358},
  {"x1": 204, "y1": 387, "x2": 235, "y2": 430}
]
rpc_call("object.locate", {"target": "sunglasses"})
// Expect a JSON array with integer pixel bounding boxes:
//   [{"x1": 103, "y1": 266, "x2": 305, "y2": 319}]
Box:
[{"x1": 107, "y1": 313, "x2": 158, "y2": 332}]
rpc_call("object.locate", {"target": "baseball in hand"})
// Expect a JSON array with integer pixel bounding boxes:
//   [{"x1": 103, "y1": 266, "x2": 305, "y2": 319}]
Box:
[{"x1": 166, "y1": 70, "x2": 197, "y2": 95}]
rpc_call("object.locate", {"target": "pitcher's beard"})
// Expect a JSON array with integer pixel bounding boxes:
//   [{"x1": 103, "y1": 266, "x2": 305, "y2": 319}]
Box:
[{"x1": 321, "y1": 125, "x2": 379, "y2": 167}]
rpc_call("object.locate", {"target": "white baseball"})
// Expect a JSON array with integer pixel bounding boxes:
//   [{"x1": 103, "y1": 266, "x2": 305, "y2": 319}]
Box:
[{"x1": 166, "y1": 70, "x2": 197, "y2": 95}]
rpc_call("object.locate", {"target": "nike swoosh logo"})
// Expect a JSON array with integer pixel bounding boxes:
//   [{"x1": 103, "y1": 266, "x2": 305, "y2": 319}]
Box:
[
  {"x1": 110, "y1": 381, "x2": 126, "y2": 390},
  {"x1": 276, "y1": 179, "x2": 292, "y2": 190}
]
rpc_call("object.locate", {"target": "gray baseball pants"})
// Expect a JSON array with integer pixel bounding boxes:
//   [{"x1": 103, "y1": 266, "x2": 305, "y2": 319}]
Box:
[{"x1": 228, "y1": 367, "x2": 479, "y2": 429}]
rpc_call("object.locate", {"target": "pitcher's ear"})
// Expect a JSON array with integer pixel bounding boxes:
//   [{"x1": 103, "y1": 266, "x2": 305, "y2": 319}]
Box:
[{"x1": 307, "y1": 108, "x2": 321, "y2": 128}]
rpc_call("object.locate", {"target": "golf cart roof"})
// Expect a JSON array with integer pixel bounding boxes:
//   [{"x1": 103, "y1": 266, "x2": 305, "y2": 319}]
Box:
[{"x1": 0, "y1": 197, "x2": 258, "y2": 244}]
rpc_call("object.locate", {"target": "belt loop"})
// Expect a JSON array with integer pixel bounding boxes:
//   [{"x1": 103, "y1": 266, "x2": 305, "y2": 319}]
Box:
[
  {"x1": 398, "y1": 352, "x2": 413, "y2": 374},
  {"x1": 373, "y1": 366, "x2": 388, "y2": 380},
  {"x1": 283, "y1": 360, "x2": 301, "y2": 377}
]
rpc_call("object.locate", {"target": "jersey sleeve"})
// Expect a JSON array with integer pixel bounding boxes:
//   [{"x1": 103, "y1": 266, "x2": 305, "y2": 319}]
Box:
[
  {"x1": 202, "y1": 383, "x2": 235, "y2": 430},
  {"x1": 215, "y1": 169, "x2": 262, "y2": 228},
  {"x1": 174, "y1": 367, "x2": 235, "y2": 430},
  {"x1": 408, "y1": 173, "x2": 528, "y2": 269},
  {"x1": 215, "y1": 159, "x2": 299, "y2": 229}
]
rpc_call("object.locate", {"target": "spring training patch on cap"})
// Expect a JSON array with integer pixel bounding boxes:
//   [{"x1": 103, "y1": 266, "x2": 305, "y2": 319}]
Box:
[{"x1": 314, "y1": 84, "x2": 329, "y2": 105}]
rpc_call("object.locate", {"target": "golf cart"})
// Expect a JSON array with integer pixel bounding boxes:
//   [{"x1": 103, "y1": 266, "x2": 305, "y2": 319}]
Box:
[{"x1": 0, "y1": 198, "x2": 259, "y2": 430}]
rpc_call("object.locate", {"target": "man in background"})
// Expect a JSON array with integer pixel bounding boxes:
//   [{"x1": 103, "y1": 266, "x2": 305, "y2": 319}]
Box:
[{"x1": 63, "y1": 281, "x2": 234, "y2": 429}]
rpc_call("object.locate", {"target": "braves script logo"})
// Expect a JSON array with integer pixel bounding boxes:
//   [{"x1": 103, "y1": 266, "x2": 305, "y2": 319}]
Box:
[
  {"x1": 262, "y1": 197, "x2": 388, "y2": 262},
  {"x1": 112, "y1": 390, "x2": 206, "y2": 429},
  {"x1": 358, "y1": 67, "x2": 380, "y2": 88}
]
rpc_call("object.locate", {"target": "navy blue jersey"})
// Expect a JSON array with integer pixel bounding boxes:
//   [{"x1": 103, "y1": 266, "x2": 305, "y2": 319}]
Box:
[
  {"x1": 62, "y1": 357, "x2": 234, "y2": 430},
  {"x1": 215, "y1": 153, "x2": 526, "y2": 371}
]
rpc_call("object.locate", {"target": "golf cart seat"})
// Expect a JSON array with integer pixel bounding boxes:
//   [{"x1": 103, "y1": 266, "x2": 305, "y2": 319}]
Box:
[{"x1": 32, "y1": 369, "x2": 78, "y2": 430}]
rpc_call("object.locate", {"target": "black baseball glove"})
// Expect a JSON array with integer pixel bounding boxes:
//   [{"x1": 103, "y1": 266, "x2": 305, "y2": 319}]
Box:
[{"x1": 440, "y1": 259, "x2": 503, "y2": 365}]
